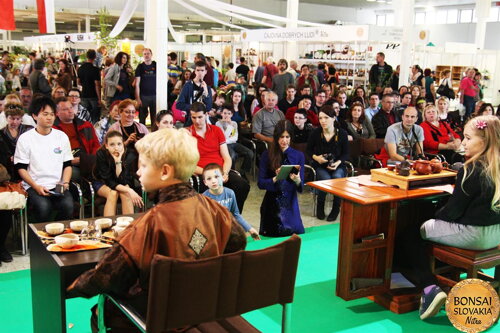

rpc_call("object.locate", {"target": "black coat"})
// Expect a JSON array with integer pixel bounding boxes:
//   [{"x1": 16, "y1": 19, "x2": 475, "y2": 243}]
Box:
[
  {"x1": 306, "y1": 127, "x2": 349, "y2": 169},
  {"x1": 372, "y1": 109, "x2": 401, "y2": 139},
  {"x1": 93, "y1": 149, "x2": 138, "y2": 190}
]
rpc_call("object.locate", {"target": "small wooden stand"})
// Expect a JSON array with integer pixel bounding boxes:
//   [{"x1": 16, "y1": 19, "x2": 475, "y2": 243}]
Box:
[{"x1": 371, "y1": 168, "x2": 457, "y2": 190}]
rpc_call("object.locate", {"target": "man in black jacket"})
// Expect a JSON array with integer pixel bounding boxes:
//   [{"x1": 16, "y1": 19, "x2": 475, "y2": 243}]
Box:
[
  {"x1": 372, "y1": 94, "x2": 400, "y2": 138},
  {"x1": 369, "y1": 52, "x2": 393, "y2": 94},
  {"x1": 29, "y1": 59, "x2": 51, "y2": 97}
]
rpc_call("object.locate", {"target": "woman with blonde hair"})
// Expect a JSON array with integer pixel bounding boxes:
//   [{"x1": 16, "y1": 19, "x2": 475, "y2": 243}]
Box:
[
  {"x1": 51, "y1": 85, "x2": 67, "y2": 99},
  {"x1": 0, "y1": 94, "x2": 36, "y2": 127},
  {"x1": 411, "y1": 115, "x2": 500, "y2": 320}
]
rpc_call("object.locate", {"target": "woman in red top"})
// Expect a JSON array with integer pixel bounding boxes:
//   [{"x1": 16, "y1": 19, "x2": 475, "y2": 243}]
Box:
[
  {"x1": 421, "y1": 104, "x2": 462, "y2": 163},
  {"x1": 285, "y1": 96, "x2": 319, "y2": 127},
  {"x1": 459, "y1": 68, "x2": 479, "y2": 119}
]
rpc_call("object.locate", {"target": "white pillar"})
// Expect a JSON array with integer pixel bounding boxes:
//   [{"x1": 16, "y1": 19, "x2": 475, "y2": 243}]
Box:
[
  {"x1": 285, "y1": 0, "x2": 299, "y2": 62},
  {"x1": 77, "y1": 21, "x2": 81, "y2": 33},
  {"x1": 85, "y1": 16, "x2": 91, "y2": 33},
  {"x1": 395, "y1": 0, "x2": 414, "y2": 88},
  {"x1": 156, "y1": 0, "x2": 169, "y2": 110},
  {"x1": 144, "y1": 0, "x2": 158, "y2": 54},
  {"x1": 475, "y1": 0, "x2": 491, "y2": 50}
]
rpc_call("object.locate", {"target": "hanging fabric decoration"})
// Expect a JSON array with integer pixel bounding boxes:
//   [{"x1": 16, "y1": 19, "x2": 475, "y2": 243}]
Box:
[
  {"x1": 109, "y1": 0, "x2": 139, "y2": 38},
  {"x1": 0, "y1": 0, "x2": 15, "y2": 31},
  {"x1": 36, "y1": 0, "x2": 56, "y2": 34},
  {"x1": 172, "y1": 0, "x2": 244, "y2": 30}
]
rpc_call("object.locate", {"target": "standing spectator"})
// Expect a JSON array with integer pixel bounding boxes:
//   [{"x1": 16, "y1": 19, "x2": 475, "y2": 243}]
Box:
[
  {"x1": 391, "y1": 65, "x2": 400, "y2": 91},
  {"x1": 29, "y1": 59, "x2": 51, "y2": 97},
  {"x1": 372, "y1": 94, "x2": 400, "y2": 138},
  {"x1": 224, "y1": 63, "x2": 236, "y2": 83},
  {"x1": 307, "y1": 105, "x2": 349, "y2": 221},
  {"x1": 135, "y1": 48, "x2": 157, "y2": 125},
  {"x1": 252, "y1": 91, "x2": 286, "y2": 143},
  {"x1": 258, "y1": 120, "x2": 305, "y2": 236},
  {"x1": 288, "y1": 60, "x2": 300, "y2": 78},
  {"x1": 189, "y1": 102, "x2": 250, "y2": 212},
  {"x1": 424, "y1": 68, "x2": 436, "y2": 103},
  {"x1": 271, "y1": 59, "x2": 295, "y2": 100},
  {"x1": 235, "y1": 57, "x2": 250, "y2": 84},
  {"x1": 261, "y1": 57, "x2": 278, "y2": 89},
  {"x1": 77, "y1": 49, "x2": 102, "y2": 123},
  {"x1": 177, "y1": 61, "x2": 212, "y2": 127},
  {"x1": 369, "y1": 52, "x2": 393, "y2": 94},
  {"x1": 365, "y1": 92, "x2": 380, "y2": 122},
  {"x1": 410, "y1": 65, "x2": 425, "y2": 87},
  {"x1": 94, "y1": 46, "x2": 107, "y2": 69},
  {"x1": 278, "y1": 84, "x2": 298, "y2": 113},
  {"x1": 68, "y1": 88, "x2": 92, "y2": 123},
  {"x1": 56, "y1": 59, "x2": 74, "y2": 93},
  {"x1": 105, "y1": 52, "x2": 133, "y2": 103},
  {"x1": 296, "y1": 64, "x2": 317, "y2": 93},
  {"x1": 14, "y1": 97, "x2": 74, "y2": 222},
  {"x1": 190, "y1": 53, "x2": 214, "y2": 87}
]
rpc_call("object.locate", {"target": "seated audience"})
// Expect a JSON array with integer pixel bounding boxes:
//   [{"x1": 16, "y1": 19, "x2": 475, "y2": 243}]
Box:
[
  {"x1": 216, "y1": 104, "x2": 253, "y2": 179},
  {"x1": 377, "y1": 107, "x2": 424, "y2": 166},
  {"x1": 14, "y1": 97, "x2": 74, "y2": 222},
  {"x1": 93, "y1": 131, "x2": 143, "y2": 216},
  {"x1": 52, "y1": 85, "x2": 67, "y2": 100},
  {"x1": 250, "y1": 84, "x2": 267, "y2": 115},
  {"x1": 285, "y1": 95, "x2": 317, "y2": 126},
  {"x1": 0, "y1": 135, "x2": 14, "y2": 264},
  {"x1": 1, "y1": 94, "x2": 36, "y2": 127},
  {"x1": 277, "y1": 84, "x2": 298, "y2": 113},
  {"x1": 396, "y1": 92, "x2": 412, "y2": 118},
  {"x1": 230, "y1": 88, "x2": 247, "y2": 124},
  {"x1": 473, "y1": 103, "x2": 494, "y2": 118},
  {"x1": 311, "y1": 89, "x2": 328, "y2": 114},
  {"x1": 252, "y1": 91, "x2": 285, "y2": 143},
  {"x1": 68, "y1": 88, "x2": 92, "y2": 123},
  {"x1": 307, "y1": 105, "x2": 349, "y2": 221},
  {"x1": 94, "y1": 100, "x2": 121, "y2": 144},
  {"x1": 258, "y1": 120, "x2": 305, "y2": 236},
  {"x1": 19, "y1": 87, "x2": 33, "y2": 113},
  {"x1": 202, "y1": 163, "x2": 259, "y2": 239},
  {"x1": 53, "y1": 97, "x2": 100, "y2": 180},
  {"x1": 351, "y1": 87, "x2": 367, "y2": 108},
  {"x1": 155, "y1": 110, "x2": 175, "y2": 130},
  {"x1": 291, "y1": 108, "x2": 313, "y2": 145},
  {"x1": 421, "y1": 104, "x2": 462, "y2": 163},
  {"x1": 67, "y1": 128, "x2": 247, "y2": 331},
  {"x1": 436, "y1": 96, "x2": 462, "y2": 133},
  {"x1": 189, "y1": 102, "x2": 250, "y2": 212},
  {"x1": 108, "y1": 99, "x2": 149, "y2": 151},
  {"x1": 336, "y1": 91, "x2": 349, "y2": 120},
  {"x1": 346, "y1": 102, "x2": 375, "y2": 140},
  {"x1": 372, "y1": 94, "x2": 401, "y2": 138},
  {"x1": 365, "y1": 93, "x2": 380, "y2": 122}
]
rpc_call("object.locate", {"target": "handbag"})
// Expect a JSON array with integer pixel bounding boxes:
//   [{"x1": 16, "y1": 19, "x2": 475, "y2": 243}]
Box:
[
  {"x1": 0, "y1": 181, "x2": 27, "y2": 210},
  {"x1": 437, "y1": 83, "x2": 455, "y2": 100}
]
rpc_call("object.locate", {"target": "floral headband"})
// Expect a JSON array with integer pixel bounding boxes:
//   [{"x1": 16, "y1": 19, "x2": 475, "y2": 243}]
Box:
[{"x1": 476, "y1": 120, "x2": 487, "y2": 130}]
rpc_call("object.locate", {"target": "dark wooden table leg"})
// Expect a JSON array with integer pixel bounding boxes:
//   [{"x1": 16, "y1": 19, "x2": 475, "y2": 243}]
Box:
[{"x1": 29, "y1": 227, "x2": 67, "y2": 333}]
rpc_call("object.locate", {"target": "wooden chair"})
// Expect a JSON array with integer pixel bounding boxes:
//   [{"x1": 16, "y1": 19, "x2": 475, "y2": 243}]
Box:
[
  {"x1": 98, "y1": 234, "x2": 302, "y2": 333},
  {"x1": 430, "y1": 243, "x2": 500, "y2": 293}
]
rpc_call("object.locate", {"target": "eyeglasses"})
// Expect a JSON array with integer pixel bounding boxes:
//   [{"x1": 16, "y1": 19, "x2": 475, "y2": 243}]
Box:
[
  {"x1": 294, "y1": 116, "x2": 306, "y2": 120},
  {"x1": 123, "y1": 111, "x2": 136, "y2": 115},
  {"x1": 68, "y1": 95, "x2": 80, "y2": 98}
]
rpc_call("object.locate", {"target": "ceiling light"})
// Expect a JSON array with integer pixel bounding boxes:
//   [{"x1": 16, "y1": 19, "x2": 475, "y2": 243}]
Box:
[
  {"x1": 211, "y1": 27, "x2": 223, "y2": 30},
  {"x1": 376, "y1": 0, "x2": 386, "y2": 3},
  {"x1": 366, "y1": 0, "x2": 376, "y2": 2},
  {"x1": 188, "y1": 23, "x2": 201, "y2": 26},
  {"x1": 172, "y1": 24, "x2": 183, "y2": 28}
]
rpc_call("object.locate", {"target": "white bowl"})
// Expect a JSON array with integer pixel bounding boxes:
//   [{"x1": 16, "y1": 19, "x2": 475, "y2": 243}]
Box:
[
  {"x1": 116, "y1": 216, "x2": 134, "y2": 227},
  {"x1": 112, "y1": 225, "x2": 127, "y2": 237},
  {"x1": 70, "y1": 220, "x2": 88, "y2": 232},
  {"x1": 54, "y1": 233, "x2": 79, "y2": 249},
  {"x1": 95, "y1": 218, "x2": 113, "y2": 229},
  {"x1": 45, "y1": 223, "x2": 65, "y2": 236}
]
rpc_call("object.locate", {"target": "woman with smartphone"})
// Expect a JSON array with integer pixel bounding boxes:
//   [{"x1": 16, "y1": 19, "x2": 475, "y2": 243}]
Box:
[
  {"x1": 108, "y1": 99, "x2": 148, "y2": 151},
  {"x1": 258, "y1": 120, "x2": 305, "y2": 237}
]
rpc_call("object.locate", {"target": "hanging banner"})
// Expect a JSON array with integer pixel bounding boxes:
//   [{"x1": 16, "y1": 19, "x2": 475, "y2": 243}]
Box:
[
  {"x1": 24, "y1": 33, "x2": 97, "y2": 44},
  {"x1": 241, "y1": 26, "x2": 370, "y2": 42},
  {"x1": 0, "y1": 0, "x2": 15, "y2": 31},
  {"x1": 36, "y1": 0, "x2": 56, "y2": 34}
]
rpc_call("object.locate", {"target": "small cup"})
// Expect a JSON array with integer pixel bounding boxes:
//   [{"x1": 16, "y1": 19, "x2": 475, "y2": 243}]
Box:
[
  {"x1": 45, "y1": 223, "x2": 65, "y2": 236},
  {"x1": 54, "y1": 233, "x2": 79, "y2": 249},
  {"x1": 70, "y1": 220, "x2": 88, "y2": 232},
  {"x1": 116, "y1": 216, "x2": 134, "y2": 227},
  {"x1": 387, "y1": 164, "x2": 395, "y2": 171},
  {"x1": 95, "y1": 218, "x2": 113, "y2": 230},
  {"x1": 112, "y1": 225, "x2": 127, "y2": 237}
]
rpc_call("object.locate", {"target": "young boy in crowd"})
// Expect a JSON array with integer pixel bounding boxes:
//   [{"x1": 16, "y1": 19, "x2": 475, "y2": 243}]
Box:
[
  {"x1": 215, "y1": 104, "x2": 254, "y2": 179},
  {"x1": 203, "y1": 163, "x2": 260, "y2": 240}
]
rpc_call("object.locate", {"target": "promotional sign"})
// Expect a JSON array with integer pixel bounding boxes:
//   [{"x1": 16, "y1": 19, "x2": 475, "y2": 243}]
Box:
[
  {"x1": 24, "y1": 33, "x2": 97, "y2": 44},
  {"x1": 241, "y1": 26, "x2": 370, "y2": 42}
]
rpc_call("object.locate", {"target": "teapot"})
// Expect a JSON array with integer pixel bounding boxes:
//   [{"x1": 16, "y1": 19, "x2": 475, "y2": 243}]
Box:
[
  {"x1": 429, "y1": 158, "x2": 448, "y2": 173},
  {"x1": 413, "y1": 159, "x2": 432, "y2": 175},
  {"x1": 396, "y1": 160, "x2": 411, "y2": 176}
]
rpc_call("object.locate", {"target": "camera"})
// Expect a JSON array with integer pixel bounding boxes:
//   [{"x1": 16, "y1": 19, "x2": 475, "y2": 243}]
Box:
[
  {"x1": 323, "y1": 153, "x2": 337, "y2": 168},
  {"x1": 136, "y1": 133, "x2": 145, "y2": 139}
]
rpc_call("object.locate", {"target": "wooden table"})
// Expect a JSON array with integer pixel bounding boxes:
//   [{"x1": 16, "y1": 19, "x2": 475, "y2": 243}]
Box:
[
  {"x1": 29, "y1": 215, "x2": 141, "y2": 333},
  {"x1": 308, "y1": 178, "x2": 450, "y2": 313}
]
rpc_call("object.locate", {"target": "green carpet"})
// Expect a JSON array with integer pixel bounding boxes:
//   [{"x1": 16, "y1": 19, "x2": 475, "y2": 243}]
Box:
[{"x1": 1, "y1": 224, "x2": 498, "y2": 332}]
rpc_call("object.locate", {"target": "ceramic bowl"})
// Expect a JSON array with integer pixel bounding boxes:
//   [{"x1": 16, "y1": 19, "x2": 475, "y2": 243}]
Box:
[
  {"x1": 95, "y1": 218, "x2": 113, "y2": 230},
  {"x1": 45, "y1": 223, "x2": 65, "y2": 236},
  {"x1": 70, "y1": 220, "x2": 88, "y2": 232},
  {"x1": 54, "y1": 233, "x2": 79, "y2": 249},
  {"x1": 116, "y1": 216, "x2": 134, "y2": 227}
]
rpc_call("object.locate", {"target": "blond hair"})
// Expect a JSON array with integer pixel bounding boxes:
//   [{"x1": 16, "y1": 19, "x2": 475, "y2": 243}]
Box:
[
  {"x1": 6, "y1": 93, "x2": 22, "y2": 105},
  {"x1": 135, "y1": 129, "x2": 200, "y2": 182},
  {"x1": 462, "y1": 115, "x2": 500, "y2": 212}
]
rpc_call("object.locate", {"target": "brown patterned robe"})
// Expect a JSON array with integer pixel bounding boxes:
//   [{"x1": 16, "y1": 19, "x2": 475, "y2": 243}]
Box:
[{"x1": 67, "y1": 182, "x2": 246, "y2": 327}]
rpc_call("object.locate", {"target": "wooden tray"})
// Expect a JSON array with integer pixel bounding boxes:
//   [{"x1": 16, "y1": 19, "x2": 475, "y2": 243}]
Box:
[{"x1": 371, "y1": 168, "x2": 457, "y2": 190}]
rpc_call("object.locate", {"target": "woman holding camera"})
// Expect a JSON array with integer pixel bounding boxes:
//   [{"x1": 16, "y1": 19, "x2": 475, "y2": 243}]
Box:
[
  {"x1": 307, "y1": 105, "x2": 349, "y2": 221},
  {"x1": 108, "y1": 99, "x2": 148, "y2": 151}
]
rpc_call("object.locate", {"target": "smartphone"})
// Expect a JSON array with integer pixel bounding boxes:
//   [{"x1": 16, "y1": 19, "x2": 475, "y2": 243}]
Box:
[
  {"x1": 136, "y1": 133, "x2": 145, "y2": 139},
  {"x1": 290, "y1": 167, "x2": 300, "y2": 175},
  {"x1": 48, "y1": 190, "x2": 64, "y2": 196}
]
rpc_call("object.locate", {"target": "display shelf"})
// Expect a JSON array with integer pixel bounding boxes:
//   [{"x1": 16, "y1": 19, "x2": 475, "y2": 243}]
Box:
[{"x1": 298, "y1": 58, "x2": 367, "y2": 65}]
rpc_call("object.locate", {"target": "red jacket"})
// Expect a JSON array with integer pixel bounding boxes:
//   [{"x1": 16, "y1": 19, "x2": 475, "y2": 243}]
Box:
[
  {"x1": 53, "y1": 118, "x2": 100, "y2": 155},
  {"x1": 285, "y1": 106, "x2": 319, "y2": 127},
  {"x1": 421, "y1": 120, "x2": 460, "y2": 155}
]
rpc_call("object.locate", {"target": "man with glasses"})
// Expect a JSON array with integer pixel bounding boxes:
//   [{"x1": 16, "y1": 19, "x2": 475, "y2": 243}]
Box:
[
  {"x1": 68, "y1": 88, "x2": 92, "y2": 123},
  {"x1": 53, "y1": 96, "x2": 100, "y2": 180},
  {"x1": 372, "y1": 94, "x2": 401, "y2": 138},
  {"x1": 292, "y1": 108, "x2": 313, "y2": 144}
]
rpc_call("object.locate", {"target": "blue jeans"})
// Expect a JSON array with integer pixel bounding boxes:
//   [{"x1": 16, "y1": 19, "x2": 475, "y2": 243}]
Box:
[
  {"x1": 463, "y1": 95, "x2": 476, "y2": 118},
  {"x1": 27, "y1": 188, "x2": 74, "y2": 222},
  {"x1": 315, "y1": 165, "x2": 347, "y2": 202}
]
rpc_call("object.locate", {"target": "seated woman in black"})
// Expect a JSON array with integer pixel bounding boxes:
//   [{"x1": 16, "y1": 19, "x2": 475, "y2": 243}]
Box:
[
  {"x1": 306, "y1": 104, "x2": 349, "y2": 221},
  {"x1": 409, "y1": 116, "x2": 500, "y2": 321},
  {"x1": 93, "y1": 130, "x2": 143, "y2": 216}
]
